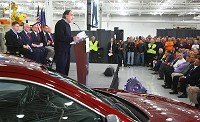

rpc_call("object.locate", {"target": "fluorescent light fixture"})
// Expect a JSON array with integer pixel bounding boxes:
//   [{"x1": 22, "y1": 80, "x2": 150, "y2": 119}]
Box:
[
  {"x1": 188, "y1": 12, "x2": 196, "y2": 15},
  {"x1": 62, "y1": 116, "x2": 68, "y2": 120},
  {"x1": 16, "y1": 114, "x2": 25, "y2": 119},
  {"x1": 119, "y1": 12, "x2": 128, "y2": 16}
]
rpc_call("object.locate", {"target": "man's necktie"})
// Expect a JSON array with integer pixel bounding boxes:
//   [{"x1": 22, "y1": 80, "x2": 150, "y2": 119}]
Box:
[
  {"x1": 36, "y1": 33, "x2": 40, "y2": 42},
  {"x1": 49, "y1": 33, "x2": 54, "y2": 43},
  {"x1": 27, "y1": 33, "x2": 31, "y2": 40},
  {"x1": 45, "y1": 33, "x2": 48, "y2": 42}
]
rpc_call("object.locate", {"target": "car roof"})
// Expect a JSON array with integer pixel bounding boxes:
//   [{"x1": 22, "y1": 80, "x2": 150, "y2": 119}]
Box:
[{"x1": 0, "y1": 54, "x2": 48, "y2": 73}]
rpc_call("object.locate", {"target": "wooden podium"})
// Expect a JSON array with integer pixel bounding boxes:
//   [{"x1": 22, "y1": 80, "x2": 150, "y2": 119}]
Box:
[{"x1": 72, "y1": 38, "x2": 89, "y2": 85}]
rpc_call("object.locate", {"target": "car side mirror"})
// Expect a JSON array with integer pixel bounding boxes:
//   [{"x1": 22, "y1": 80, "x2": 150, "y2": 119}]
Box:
[{"x1": 106, "y1": 114, "x2": 120, "y2": 122}]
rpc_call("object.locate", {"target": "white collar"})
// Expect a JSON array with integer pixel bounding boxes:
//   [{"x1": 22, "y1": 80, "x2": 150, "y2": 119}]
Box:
[
  {"x1": 62, "y1": 18, "x2": 69, "y2": 24},
  {"x1": 24, "y1": 30, "x2": 29, "y2": 34}
]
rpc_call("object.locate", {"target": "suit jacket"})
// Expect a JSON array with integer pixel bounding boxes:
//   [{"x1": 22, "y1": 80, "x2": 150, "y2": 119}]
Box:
[
  {"x1": 30, "y1": 31, "x2": 41, "y2": 45},
  {"x1": 5, "y1": 29, "x2": 23, "y2": 48},
  {"x1": 182, "y1": 63, "x2": 194, "y2": 75},
  {"x1": 187, "y1": 66, "x2": 200, "y2": 86},
  {"x1": 54, "y1": 19, "x2": 73, "y2": 45},
  {"x1": 107, "y1": 42, "x2": 116, "y2": 54},
  {"x1": 39, "y1": 31, "x2": 51, "y2": 46},
  {"x1": 20, "y1": 30, "x2": 32, "y2": 46},
  {"x1": 164, "y1": 55, "x2": 174, "y2": 64}
]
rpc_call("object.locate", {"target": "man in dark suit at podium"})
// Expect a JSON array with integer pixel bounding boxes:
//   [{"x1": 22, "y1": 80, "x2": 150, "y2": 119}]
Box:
[{"x1": 54, "y1": 10, "x2": 78, "y2": 76}]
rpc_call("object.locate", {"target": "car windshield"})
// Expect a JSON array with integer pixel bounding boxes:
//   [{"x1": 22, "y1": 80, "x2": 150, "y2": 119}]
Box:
[
  {"x1": 48, "y1": 71, "x2": 143, "y2": 122},
  {"x1": 48, "y1": 71, "x2": 99, "y2": 98}
]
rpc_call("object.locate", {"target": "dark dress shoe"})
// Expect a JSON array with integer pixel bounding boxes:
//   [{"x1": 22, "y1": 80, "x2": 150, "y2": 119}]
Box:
[
  {"x1": 152, "y1": 72, "x2": 158, "y2": 74},
  {"x1": 169, "y1": 91, "x2": 178, "y2": 94},
  {"x1": 195, "y1": 104, "x2": 199, "y2": 108},
  {"x1": 157, "y1": 78, "x2": 164, "y2": 80},
  {"x1": 161, "y1": 85, "x2": 166, "y2": 87},
  {"x1": 163, "y1": 85, "x2": 171, "y2": 89},
  {"x1": 178, "y1": 94, "x2": 187, "y2": 98}
]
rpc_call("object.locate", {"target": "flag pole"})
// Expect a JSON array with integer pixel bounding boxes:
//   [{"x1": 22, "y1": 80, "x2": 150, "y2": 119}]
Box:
[{"x1": 34, "y1": 0, "x2": 36, "y2": 20}]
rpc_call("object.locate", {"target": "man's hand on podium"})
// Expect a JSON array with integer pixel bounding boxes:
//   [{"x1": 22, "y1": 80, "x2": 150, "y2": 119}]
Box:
[{"x1": 73, "y1": 36, "x2": 79, "y2": 41}]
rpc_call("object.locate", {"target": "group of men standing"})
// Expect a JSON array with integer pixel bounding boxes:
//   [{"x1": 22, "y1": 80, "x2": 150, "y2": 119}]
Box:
[{"x1": 107, "y1": 37, "x2": 147, "y2": 66}]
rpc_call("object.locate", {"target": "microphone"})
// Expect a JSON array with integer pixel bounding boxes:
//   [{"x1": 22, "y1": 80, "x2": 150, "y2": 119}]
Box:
[{"x1": 73, "y1": 23, "x2": 82, "y2": 31}]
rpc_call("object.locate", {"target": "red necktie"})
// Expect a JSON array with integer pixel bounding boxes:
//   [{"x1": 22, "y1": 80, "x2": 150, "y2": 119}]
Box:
[
  {"x1": 27, "y1": 33, "x2": 31, "y2": 40},
  {"x1": 49, "y1": 33, "x2": 54, "y2": 43},
  {"x1": 166, "y1": 56, "x2": 169, "y2": 63}
]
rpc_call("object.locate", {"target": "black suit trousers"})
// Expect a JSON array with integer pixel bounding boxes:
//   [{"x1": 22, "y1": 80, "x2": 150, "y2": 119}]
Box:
[{"x1": 55, "y1": 43, "x2": 70, "y2": 76}]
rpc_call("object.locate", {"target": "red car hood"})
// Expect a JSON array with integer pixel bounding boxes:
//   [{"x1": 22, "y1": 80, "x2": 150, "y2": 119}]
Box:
[{"x1": 94, "y1": 88, "x2": 200, "y2": 122}]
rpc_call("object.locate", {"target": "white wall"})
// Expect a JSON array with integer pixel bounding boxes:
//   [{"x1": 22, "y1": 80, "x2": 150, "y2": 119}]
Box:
[{"x1": 51, "y1": 15, "x2": 200, "y2": 39}]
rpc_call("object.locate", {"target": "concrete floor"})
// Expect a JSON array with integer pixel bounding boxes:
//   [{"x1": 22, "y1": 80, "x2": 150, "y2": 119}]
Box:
[
  {"x1": 68, "y1": 63, "x2": 118, "y2": 88},
  {"x1": 117, "y1": 66, "x2": 190, "y2": 105},
  {"x1": 68, "y1": 63, "x2": 191, "y2": 105}
]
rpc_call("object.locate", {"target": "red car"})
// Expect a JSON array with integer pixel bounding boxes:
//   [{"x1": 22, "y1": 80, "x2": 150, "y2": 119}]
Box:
[{"x1": 0, "y1": 54, "x2": 200, "y2": 122}]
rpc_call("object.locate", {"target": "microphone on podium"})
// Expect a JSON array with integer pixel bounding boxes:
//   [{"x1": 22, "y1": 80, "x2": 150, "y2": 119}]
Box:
[{"x1": 73, "y1": 23, "x2": 82, "y2": 31}]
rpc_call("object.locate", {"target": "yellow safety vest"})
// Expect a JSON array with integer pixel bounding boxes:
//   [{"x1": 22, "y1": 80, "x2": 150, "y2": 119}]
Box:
[
  {"x1": 147, "y1": 44, "x2": 156, "y2": 54},
  {"x1": 89, "y1": 41, "x2": 98, "y2": 51}
]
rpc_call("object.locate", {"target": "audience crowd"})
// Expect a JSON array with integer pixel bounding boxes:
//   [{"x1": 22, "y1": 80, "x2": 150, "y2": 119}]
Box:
[{"x1": 107, "y1": 35, "x2": 200, "y2": 107}]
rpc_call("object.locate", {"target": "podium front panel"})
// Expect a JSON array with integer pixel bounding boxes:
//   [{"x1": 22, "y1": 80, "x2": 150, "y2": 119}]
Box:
[{"x1": 74, "y1": 41, "x2": 88, "y2": 85}]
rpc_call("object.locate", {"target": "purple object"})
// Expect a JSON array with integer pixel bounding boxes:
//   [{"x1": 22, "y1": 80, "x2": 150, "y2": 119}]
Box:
[{"x1": 124, "y1": 76, "x2": 147, "y2": 93}]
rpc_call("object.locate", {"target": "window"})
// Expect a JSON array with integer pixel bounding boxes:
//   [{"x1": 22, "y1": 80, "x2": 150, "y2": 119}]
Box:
[{"x1": 0, "y1": 79, "x2": 104, "y2": 122}]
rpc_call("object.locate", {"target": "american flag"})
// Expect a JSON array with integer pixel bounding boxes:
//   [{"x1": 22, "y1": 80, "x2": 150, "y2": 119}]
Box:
[
  {"x1": 40, "y1": 8, "x2": 46, "y2": 27},
  {"x1": 36, "y1": 6, "x2": 42, "y2": 32},
  {"x1": 36, "y1": 6, "x2": 46, "y2": 32}
]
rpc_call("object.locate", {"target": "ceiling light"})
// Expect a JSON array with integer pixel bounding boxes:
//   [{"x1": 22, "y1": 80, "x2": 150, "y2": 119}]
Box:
[
  {"x1": 16, "y1": 114, "x2": 25, "y2": 119},
  {"x1": 188, "y1": 12, "x2": 196, "y2": 15},
  {"x1": 119, "y1": 12, "x2": 128, "y2": 16},
  {"x1": 62, "y1": 117, "x2": 68, "y2": 120}
]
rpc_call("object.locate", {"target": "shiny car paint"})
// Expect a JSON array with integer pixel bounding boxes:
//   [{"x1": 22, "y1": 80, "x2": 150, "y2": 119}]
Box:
[
  {"x1": 0, "y1": 54, "x2": 134, "y2": 122},
  {"x1": 1, "y1": 54, "x2": 200, "y2": 122},
  {"x1": 94, "y1": 88, "x2": 200, "y2": 122}
]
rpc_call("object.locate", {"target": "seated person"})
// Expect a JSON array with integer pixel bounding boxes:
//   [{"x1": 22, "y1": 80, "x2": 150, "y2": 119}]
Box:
[
  {"x1": 39, "y1": 25, "x2": 55, "y2": 61},
  {"x1": 178, "y1": 55, "x2": 200, "y2": 98},
  {"x1": 5, "y1": 22, "x2": 32, "y2": 59},
  {"x1": 152, "y1": 48, "x2": 165, "y2": 74},
  {"x1": 162, "y1": 52, "x2": 186, "y2": 88},
  {"x1": 19, "y1": 23, "x2": 44, "y2": 63},
  {"x1": 30, "y1": 23, "x2": 48, "y2": 64},
  {"x1": 157, "y1": 50, "x2": 174, "y2": 80},
  {"x1": 187, "y1": 80, "x2": 200, "y2": 107},
  {"x1": 169, "y1": 54, "x2": 196, "y2": 94}
]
